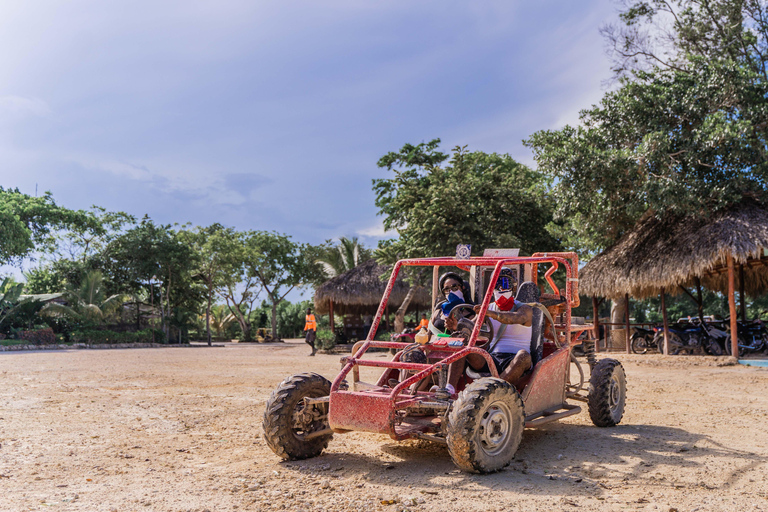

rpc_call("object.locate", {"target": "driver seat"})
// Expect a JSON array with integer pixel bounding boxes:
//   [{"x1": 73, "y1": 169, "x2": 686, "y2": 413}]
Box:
[{"x1": 466, "y1": 281, "x2": 545, "y2": 380}]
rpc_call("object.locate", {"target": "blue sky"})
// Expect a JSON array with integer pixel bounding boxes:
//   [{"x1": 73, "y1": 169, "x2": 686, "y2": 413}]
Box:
[{"x1": 1, "y1": 1, "x2": 617, "y2": 255}]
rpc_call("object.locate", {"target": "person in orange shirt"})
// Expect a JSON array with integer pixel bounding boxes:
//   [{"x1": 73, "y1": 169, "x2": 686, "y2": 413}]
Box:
[
  {"x1": 418, "y1": 313, "x2": 429, "y2": 330},
  {"x1": 304, "y1": 307, "x2": 317, "y2": 356}
]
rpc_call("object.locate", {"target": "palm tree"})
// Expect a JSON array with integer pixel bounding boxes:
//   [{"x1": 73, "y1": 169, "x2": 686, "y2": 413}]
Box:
[
  {"x1": 209, "y1": 304, "x2": 237, "y2": 339},
  {"x1": 316, "y1": 237, "x2": 367, "y2": 279},
  {"x1": 40, "y1": 270, "x2": 124, "y2": 324}
]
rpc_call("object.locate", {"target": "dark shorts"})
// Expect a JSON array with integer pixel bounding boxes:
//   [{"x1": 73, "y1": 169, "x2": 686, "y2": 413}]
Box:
[{"x1": 482, "y1": 352, "x2": 519, "y2": 374}]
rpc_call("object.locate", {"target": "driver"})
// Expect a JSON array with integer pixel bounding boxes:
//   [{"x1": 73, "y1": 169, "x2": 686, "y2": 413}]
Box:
[
  {"x1": 428, "y1": 272, "x2": 474, "y2": 338},
  {"x1": 467, "y1": 268, "x2": 533, "y2": 386}
]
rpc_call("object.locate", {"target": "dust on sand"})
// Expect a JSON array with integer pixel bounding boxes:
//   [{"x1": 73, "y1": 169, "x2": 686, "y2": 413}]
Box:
[{"x1": 0, "y1": 340, "x2": 766, "y2": 511}]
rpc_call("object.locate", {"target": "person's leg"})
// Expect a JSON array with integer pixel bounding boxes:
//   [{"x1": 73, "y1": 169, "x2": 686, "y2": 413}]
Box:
[
  {"x1": 307, "y1": 329, "x2": 316, "y2": 355},
  {"x1": 499, "y1": 351, "x2": 532, "y2": 385}
]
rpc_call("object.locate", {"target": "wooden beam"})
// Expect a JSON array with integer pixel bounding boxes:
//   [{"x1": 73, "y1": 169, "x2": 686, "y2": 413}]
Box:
[
  {"x1": 740, "y1": 263, "x2": 746, "y2": 321},
  {"x1": 728, "y1": 254, "x2": 738, "y2": 359},
  {"x1": 678, "y1": 285, "x2": 699, "y2": 306},
  {"x1": 695, "y1": 277, "x2": 704, "y2": 323},
  {"x1": 329, "y1": 299, "x2": 335, "y2": 333},
  {"x1": 592, "y1": 296, "x2": 600, "y2": 353},
  {"x1": 661, "y1": 287, "x2": 670, "y2": 356},
  {"x1": 625, "y1": 293, "x2": 631, "y2": 354}
]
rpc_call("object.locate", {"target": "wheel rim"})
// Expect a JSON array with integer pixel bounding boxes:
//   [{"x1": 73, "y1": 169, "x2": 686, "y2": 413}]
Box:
[
  {"x1": 290, "y1": 394, "x2": 327, "y2": 439},
  {"x1": 608, "y1": 373, "x2": 622, "y2": 415},
  {"x1": 478, "y1": 402, "x2": 512, "y2": 456}
]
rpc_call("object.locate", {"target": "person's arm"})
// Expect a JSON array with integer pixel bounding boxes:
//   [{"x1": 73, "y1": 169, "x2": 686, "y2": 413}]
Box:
[{"x1": 474, "y1": 304, "x2": 533, "y2": 327}]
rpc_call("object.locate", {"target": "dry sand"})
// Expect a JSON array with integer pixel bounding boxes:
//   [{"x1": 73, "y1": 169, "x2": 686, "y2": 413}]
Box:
[{"x1": 0, "y1": 340, "x2": 766, "y2": 512}]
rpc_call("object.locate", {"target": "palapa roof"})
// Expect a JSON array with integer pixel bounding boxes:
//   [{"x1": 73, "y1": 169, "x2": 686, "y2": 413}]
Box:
[
  {"x1": 314, "y1": 259, "x2": 431, "y2": 315},
  {"x1": 580, "y1": 198, "x2": 768, "y2": 300}
]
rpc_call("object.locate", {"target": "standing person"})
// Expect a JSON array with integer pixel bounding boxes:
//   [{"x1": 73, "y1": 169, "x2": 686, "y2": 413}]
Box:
[
  {"x1": 418, "y1": 313, "x2": 429, "y2": 331},
  {"x1": 304, "y1": 308, "x2": 317, "y2": 356}
]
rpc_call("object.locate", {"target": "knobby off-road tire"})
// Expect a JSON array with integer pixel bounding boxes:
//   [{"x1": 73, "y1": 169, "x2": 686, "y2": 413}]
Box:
[
  {"x1": 262, "y1": 372, "x2": 332, "y2": 460},
  {"x1": 446, "y1": 377, "x2": 524, "y2": 473},
  {"x1": 588, "y1": 359, "x2": 626, "y2": 427}
]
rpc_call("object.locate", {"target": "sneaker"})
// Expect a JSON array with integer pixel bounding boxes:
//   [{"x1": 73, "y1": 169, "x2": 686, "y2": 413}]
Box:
[{"x1": 429, "y1": 384, "x2": 455, "y2": 395}]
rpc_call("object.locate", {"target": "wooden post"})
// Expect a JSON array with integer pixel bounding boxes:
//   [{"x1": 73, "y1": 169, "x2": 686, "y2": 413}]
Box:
[
  {"x1": 625, "y1": 293, "x2": 631, "y2": 354},
  {"x1": 592, "y1": 296, "x2": 600, "y2": 353},
  {"x1": 739, "y1": 263, "x2": 746, "y2": 321},
  {"x1": 661, "y1": 287, "x2": 670, "y2": 355},
  {"x1": 728, "y1": 254, "x2": 739, "y2": 359},
  {"x1": 329, "y1": 299, "x2": 335, "y2": 333}
]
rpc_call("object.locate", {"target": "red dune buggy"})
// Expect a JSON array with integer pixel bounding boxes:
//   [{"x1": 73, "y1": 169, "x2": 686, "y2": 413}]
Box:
[{"x1": 263, "y1": 253, "x2": 626, "y2": 473}]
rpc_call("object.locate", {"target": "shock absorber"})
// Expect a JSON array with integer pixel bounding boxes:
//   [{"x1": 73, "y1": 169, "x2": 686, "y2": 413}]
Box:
[{"x1": 583, "y1": 339, "x2": 597, "y2": 370}]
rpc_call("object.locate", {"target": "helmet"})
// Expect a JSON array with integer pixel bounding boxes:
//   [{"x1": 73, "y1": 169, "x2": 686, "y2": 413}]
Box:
[{"x1": 494, "y1": 268, "x2": 517, "y2": 292}]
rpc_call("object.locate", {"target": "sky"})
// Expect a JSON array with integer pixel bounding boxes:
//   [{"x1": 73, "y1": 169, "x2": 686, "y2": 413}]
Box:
[{"x1": 0, "y1": 1, "x2": 618, "y2": 277}]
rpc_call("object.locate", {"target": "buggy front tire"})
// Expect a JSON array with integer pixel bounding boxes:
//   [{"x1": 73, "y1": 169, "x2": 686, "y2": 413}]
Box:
[
  {"x1": 262, "y1": 372, "x2": 333, "y2": 460},
  {"x1": 588, "y1": 359, "x2": 626, "y2": 427},
  {"x1": 446, "y1": 377, "x2": 524, "y2": 473}
]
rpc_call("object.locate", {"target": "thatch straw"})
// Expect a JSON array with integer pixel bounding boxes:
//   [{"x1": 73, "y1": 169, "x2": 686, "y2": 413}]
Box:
[
  {"x1": 314, "y1": 259, "x2": 431, "y2": 315},
  {"x1": 580, "y1": 198, "x2": 768, "y2": 299}
]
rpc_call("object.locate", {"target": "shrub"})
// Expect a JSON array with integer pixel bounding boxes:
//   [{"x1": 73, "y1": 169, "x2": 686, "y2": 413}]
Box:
[
  {"x1": 70, "y1": 328, "x2": 167, "y2": 344},
  {"x1": 20, "y1": 328, "x2": 56, "y2": 345},
  {"x1": 315, "y1": 328, "x2": 335, "y2": 351}
]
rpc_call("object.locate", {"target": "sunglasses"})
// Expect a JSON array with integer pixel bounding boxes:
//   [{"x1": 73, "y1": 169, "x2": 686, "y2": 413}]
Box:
[
  {"x1": 442, "y1": 283, "x2": 461, "y2": 294},
  {"x1": 494, "y1": 276, "x2": 515, "y2": 291}
]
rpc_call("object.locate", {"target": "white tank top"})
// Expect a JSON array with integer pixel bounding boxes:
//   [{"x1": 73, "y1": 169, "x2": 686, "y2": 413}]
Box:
[{"x1": 488, "y1": 302, "x2": 531, "y2": 354}]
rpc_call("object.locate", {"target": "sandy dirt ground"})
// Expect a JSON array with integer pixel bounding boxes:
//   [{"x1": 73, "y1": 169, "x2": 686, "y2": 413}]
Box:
[{"x1": 0, "y1": 340, "x2": 767, "y2": 512}]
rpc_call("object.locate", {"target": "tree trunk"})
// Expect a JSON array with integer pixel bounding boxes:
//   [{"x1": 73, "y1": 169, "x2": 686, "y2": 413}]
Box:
[
  {"x1": 610, "y1": 299, "x2": 626, "y2": 349},
  {"x1": 271, "y1": 299, "x2": 278, "y2": 339},
  {"x1": 394, "y1": 286, "x2": 417, "y2": 334},
  {"x1": 206, "y1": 292, "x2": 212, "y2": 346}
]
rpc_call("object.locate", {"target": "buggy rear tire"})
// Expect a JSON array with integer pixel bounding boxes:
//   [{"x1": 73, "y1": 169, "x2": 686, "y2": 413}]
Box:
[
  {"x1": 588, "y1": 359, "x2": 626, "y2": 427},
  {"x1": 446, "y1": 377, "x2": 524, "y2": 473},
  {"x1": 262, "y1": 372, "x2": 332, "y2": 460}
]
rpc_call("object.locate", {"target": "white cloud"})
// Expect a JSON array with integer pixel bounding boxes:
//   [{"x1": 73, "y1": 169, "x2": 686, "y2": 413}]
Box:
[
  {"x1": 0, "y1": 95, "x2": 50, "y2": 117},
  {"x1": 357, "y1": 221, "x2": 390, "y2": 238}
]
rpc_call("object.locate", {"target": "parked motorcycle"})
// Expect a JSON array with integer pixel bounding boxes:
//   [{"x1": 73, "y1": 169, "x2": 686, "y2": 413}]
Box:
[
  {"x1": 722, "y1": 317, "x2": 768, "y2": 357},
  {"x1": 652, "y1": 319, "x2": 724, "y2": 355},
  {"x1": 630, "y1": 326, "x2": 656, "y2": 354}
]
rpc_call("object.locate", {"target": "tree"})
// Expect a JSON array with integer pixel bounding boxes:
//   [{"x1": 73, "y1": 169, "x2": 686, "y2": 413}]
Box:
[
  {"x1": 209, "y1": 304, "x2": 237, "y2": 339},
  {"x1": 104, "y1": 218, "x2": 200, "y2": 339},
  {"x1": 180, "y1": 224, "x2": 235, "y2": 346},
  {"x1": 39, "y1": 270, "x2": 124, "y2": 325},
  {"x1": 207, "y1": 229, "x2": 263, "y2": 342},
  {"x1": 0, "y1": 187, "x2": 96, "y2": 265},
  {"x1": 243, "y1": 231, "x2": 314, "y2": 339},
  {"x1": 373, "y1": 139, "x2": 561, "y2": 332},
  {"x1": 314, "y1": 237, "x2": 371, "y2": 281},
  {"x1": 525, "y1": 0, "x2": 768, "y2": 254}
]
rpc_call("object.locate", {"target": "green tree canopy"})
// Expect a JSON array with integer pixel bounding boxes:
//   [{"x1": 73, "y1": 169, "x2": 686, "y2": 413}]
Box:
[
  {"x1": 373, "y1": 139, "x2": 560, "y2": 260},
  {"x1": 0, "y1": 188, "x2": 96, "y2": 265},
  {"x1": 525, "y1": 0, "x2": 768, "y2": 253},
  {"x1": 313, "y1": 236, "x2": 372, "y2": 284},
  {"x1": 243, "y1": 231, "x2": 315, "y2": 338}
]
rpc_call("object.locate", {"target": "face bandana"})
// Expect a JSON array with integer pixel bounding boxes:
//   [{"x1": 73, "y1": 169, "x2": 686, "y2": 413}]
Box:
[
  {"x1": 440, "y1": 290, "x2": 465, "y2": 316},
  {"x1": 493, "y1": 290, "x2": 515, "y2": 311}
]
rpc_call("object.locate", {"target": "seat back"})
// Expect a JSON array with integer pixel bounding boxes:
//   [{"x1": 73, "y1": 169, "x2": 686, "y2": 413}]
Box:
[{"x1": 516, "y1": 282, "x2": 544, "y2": 367}]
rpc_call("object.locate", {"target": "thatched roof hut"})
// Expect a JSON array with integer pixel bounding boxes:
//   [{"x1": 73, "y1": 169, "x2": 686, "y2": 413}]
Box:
[
  {"x1": 314, "y1": 259, "x2": 431, "y2": 316},
  {"x1": 580, "y1": 198, "x2": 768, "y2": 300}
]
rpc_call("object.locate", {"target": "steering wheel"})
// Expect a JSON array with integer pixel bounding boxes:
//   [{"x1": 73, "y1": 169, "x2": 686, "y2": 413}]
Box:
[{"x1": 448, "y1": 304, "x2": 494, "y2": 348}]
